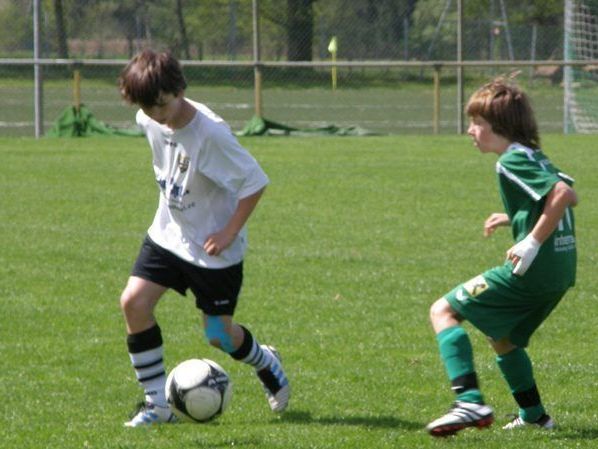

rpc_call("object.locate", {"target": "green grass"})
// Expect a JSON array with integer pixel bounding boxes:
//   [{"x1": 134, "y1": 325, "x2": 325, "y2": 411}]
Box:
[{"x1": 0, "y1": 135, "x2": 597, "y2": 448}]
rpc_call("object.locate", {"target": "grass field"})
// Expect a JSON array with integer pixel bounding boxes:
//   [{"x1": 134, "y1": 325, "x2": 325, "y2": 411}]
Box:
[{"x1": 0, "y1": 134, "x2": 596, "y2": 448}]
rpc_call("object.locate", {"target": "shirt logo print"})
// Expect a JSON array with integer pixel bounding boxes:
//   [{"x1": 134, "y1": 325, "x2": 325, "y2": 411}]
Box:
[{"x1": 177, "y1": 153, "x2": 190, "y2": 173}]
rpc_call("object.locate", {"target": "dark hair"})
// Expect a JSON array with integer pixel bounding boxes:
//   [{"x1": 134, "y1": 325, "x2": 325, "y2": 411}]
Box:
[
  {"x1": 119, "y1": 49, "x2": 187, "y2": 107},
  {"x1": 466, "y1": 76, "x2": 540, "y2": 150}
]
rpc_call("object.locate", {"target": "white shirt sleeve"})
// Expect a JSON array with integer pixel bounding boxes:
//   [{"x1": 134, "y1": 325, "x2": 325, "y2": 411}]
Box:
[{"x1": 197, "y1": 126, "x2": 269, "y2": 199}]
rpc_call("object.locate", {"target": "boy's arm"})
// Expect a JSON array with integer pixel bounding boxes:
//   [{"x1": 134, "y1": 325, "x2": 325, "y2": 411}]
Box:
[
  {"x1": 203, "y1": 187, "x2": 266, "y2": 256},
  {"x1": 507, "y1": 181, "x2": 578, "y2": 275},
  {"x1": 527, "y1": 180, "x2": 578, "y2": 242}
]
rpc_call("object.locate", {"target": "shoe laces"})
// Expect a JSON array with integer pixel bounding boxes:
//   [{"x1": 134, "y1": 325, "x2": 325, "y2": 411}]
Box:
[
  {"x1": 505, "y1": 414, "x2": 523, "y2": 426},
  {"x1": 449, "y1": 401, "x2": 477, "y2": 411}
]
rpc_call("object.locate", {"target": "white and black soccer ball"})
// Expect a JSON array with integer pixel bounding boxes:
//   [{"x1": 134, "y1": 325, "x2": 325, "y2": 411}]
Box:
[{"x1": 165, "y1": 358, "x2": 232, "y2": 422}]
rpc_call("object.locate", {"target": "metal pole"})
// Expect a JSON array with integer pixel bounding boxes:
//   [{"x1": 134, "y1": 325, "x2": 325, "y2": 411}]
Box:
[
  {"x1": 498, "y1": 0, "x2": 514, "y2": 61},
  {"x1": 456, "y1": 0, "x2": 464, "y2": 134},
  {"x1": 33, "y1": 0, "x2": 43, "y2": 138},
  {"x1": 529, "y1": 23, "x2": 537, "y2": 84},
  {"x1": 403, "y1": 17, "x2": 409, "y2": 60},
  {"x1": 489, "y1": 0, "x2": 495, "y2": 61},
  {"x1": 563, "y1": 0, "x2": 572, "y2": 134},
  {"x1": 252, "y1": 0, "x2": 263, "y2": 118},
  {"x1": 228, "y1": 0, "x2": 237, "y2": 60}
]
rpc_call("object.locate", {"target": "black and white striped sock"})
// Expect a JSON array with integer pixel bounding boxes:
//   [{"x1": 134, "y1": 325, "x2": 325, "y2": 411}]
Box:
[
  {"x1": 229, "y1": 326, "x2": 274, "y2": 371},
  {"x1": 127, "y1": 324, "x2": 167, "y2": 407},
  {"x1": 230, "y1": 326, "x2": 288, "y2": 396}
]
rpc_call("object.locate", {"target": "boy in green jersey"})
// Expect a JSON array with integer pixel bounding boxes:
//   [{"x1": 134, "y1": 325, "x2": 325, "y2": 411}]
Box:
[{"x1": 426, "y1": 77, "x2": 578, "y2": 437}]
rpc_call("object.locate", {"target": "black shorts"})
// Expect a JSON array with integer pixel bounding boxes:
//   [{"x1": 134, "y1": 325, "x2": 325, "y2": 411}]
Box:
[{"x1": 131, "y1": 236, "x2": 243, "y2": 316}]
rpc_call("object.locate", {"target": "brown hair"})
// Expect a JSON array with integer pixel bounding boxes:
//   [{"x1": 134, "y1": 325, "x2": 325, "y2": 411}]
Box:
[
  {"x1": 119, "y1": 49, "x2": 187, "y2": 107},
  {"x1": 466, "y1": 76, "x2": 540, "y2": 149}
]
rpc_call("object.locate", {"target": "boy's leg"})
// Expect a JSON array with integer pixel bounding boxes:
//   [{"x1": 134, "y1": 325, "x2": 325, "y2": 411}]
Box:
[
  {"x1": 430, "y1": 298, "x2": 486, "y2": 403},
  {"x1": 491, "y1": 290, "x2": 566, "y2": 430},
  {"x1": 437, "y1": 325, "x2": 484, "y2": 404},
  {"x1": 127, "y1": 325, "x2": 167, "y2": 407},
  {"x1": 426, "y1": 298, "x2": 493, "y2": 437},
  {"x1": 120, "y1": 277, "x2": 175, "y2": 426},
  {"x1": 203, "y1": 315, "x2": 290, "y2": 412},
  {"x1": 495, "y1": 345, "x2": 553, "y2": 429}
]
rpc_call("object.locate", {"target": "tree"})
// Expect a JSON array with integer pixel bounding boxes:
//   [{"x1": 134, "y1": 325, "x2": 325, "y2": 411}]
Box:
[
  {"x1": 174, "y1": 0, "x2": 190, "y2": 59},
  {"x1": 53, "y1": 0, "x2": 69, "y2": 58},
  {"x1": 286, "y1": 0, "x2": 316, "y2": 61},
  {"x1": 112, "y1": 1, "x2": 139, "y2": 57}
]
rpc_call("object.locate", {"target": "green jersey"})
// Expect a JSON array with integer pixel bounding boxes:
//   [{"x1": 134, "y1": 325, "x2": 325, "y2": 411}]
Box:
[{"x1": 490, "y1": 143, "x2": 576, "y2": 292}]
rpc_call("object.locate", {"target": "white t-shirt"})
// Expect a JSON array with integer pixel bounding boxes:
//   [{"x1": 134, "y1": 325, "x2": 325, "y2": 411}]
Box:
[{"x1": 136, "y1": 100, "x2": 269, "y2": 268}]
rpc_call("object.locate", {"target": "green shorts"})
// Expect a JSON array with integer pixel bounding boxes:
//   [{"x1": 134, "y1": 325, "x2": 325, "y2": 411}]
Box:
[{"x1": 444, "y1": 265, "x2": 567, "y2": 347}]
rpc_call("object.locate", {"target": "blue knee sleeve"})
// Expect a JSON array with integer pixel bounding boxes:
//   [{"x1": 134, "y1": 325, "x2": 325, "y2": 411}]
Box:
[{"x1": 205, "y1": 316, "x2": 235, "y2": 353}]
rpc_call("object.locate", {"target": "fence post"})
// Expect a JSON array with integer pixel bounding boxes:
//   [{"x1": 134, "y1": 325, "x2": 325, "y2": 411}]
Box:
[
  {"x1": 33, "y1": 0, "x2": 43, "y2": 138},
  {"x1": 433, "y1": 65, "x2": 441, "y2": 134},
  {"x1": 73, "y1": 66, "x2": 81, "y2": 112},
  {"x1": 252, "y1": 0, "x2": 263, "y2": 118}
]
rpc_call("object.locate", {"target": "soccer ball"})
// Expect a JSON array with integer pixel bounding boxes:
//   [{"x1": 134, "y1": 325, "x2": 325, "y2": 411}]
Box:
[{"x1": 165, "y1": 358, "x2": 232, "y2": 422}]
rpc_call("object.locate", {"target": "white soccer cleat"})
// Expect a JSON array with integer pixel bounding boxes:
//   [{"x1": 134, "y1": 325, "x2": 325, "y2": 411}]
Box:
[
  {"x1": 503, "y1": 414, "x2": 555, "y2": 430},
  {"x1": 426, "y1": 401, "x2": 494, "y2": 437},
  {"x1": 256, "y1": 345, "x2": 290, "y2": 413},
  {"x1": 124, "y1": 402, "x2": 177, "y2": 427},
  {"x1": 267, "y1": 383, "x2": 290, "y2": 413}
]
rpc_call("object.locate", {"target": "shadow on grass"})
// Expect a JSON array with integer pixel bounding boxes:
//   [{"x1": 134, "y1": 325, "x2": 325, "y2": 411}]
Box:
[
  {"x1": 554, "y1": 426, "x2": 598, "y2": 441},
  {"x1": 191, "y1": 436, "x2": 265, "y2": 448},
  {"x1": 279, "y1": 409, "x2": 423, "y2": 431}
]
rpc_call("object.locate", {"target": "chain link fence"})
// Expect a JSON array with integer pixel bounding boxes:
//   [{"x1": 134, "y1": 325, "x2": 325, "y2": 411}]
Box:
[{"x1": 0, "y1": 0, "x2": 579, "y2": 136}]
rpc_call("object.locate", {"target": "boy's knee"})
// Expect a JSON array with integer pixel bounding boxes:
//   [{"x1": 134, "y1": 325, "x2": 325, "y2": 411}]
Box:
[
  {"x1": 429, "y1": 297, "x2": 460, "y2": 331},
  {"x1": 119, "y1": 289, "x2": 134, "y2": 311},
  {"x1": 489, "y1": 337, "x2": 517, "y2": 355},
  {"x1": 120, "y1": 288, "x2": 147, "y2": 315},
  {"x1": 429, "y1": 298, "x2": 448, "y2": 321}
]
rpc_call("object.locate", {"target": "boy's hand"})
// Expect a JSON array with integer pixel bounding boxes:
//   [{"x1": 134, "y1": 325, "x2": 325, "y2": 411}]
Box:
[
  {"x1": 507, "y1": 234, "x2": 541, "y2": 276},
  {"x1": 203, "y1": 231, "x2": 236, "y2": 256},
  {"x1": 202, "y1": 188, "x2": 265, "y2": 256},
  {"x1": 484, "y1": 213, "x2": 510, "y2": 237}
]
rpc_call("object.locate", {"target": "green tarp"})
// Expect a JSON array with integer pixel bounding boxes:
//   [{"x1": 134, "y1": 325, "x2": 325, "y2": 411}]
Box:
[
  {"x1": 236, "y1": 115, "x2": 379, "y2": 137},
  {"x1": 48, "y1": 107, "x2": 377, "y2": 138},
  {"x1": 47, "y1": 105, "x2": 143, "y2": 137}
]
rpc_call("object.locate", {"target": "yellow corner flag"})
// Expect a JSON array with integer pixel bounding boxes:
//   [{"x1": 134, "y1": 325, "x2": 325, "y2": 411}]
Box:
[{"x1": 327, "y1": 36, "x2": 338, "y2": 54}]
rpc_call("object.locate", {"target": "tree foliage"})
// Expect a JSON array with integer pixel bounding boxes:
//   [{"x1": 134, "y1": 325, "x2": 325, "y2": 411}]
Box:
[
  {"x1": 0, "y1": 0, "x2": 566, "y2": 61},
  {"x1": 0, "y1": 1, "x2": 32, "y2": 56}
]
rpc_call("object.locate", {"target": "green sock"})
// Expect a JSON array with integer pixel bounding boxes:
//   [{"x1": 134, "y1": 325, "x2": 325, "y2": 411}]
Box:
[
  {"x1": 496, "y1": 348, "x2": 545, "y2": 422},
  {"x1": 437, "y1": 326, "x2": 483, "y2": 404}
]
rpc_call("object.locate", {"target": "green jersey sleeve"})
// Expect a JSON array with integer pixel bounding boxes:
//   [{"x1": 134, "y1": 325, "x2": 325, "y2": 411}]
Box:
[{"x1": 496, "y1": 146, "x2": 563, "y2": 202}]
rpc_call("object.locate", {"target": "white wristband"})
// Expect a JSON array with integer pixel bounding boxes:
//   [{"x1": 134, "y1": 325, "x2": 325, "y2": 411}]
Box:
[{"x1": 511, "y1": 234, "x2": 541, "y2": 276}]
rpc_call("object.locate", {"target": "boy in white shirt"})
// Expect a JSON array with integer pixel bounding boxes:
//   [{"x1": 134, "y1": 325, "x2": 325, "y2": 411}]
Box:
[{"x1": 118, "y1": 49, "x2": 289, "y2": 427}]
